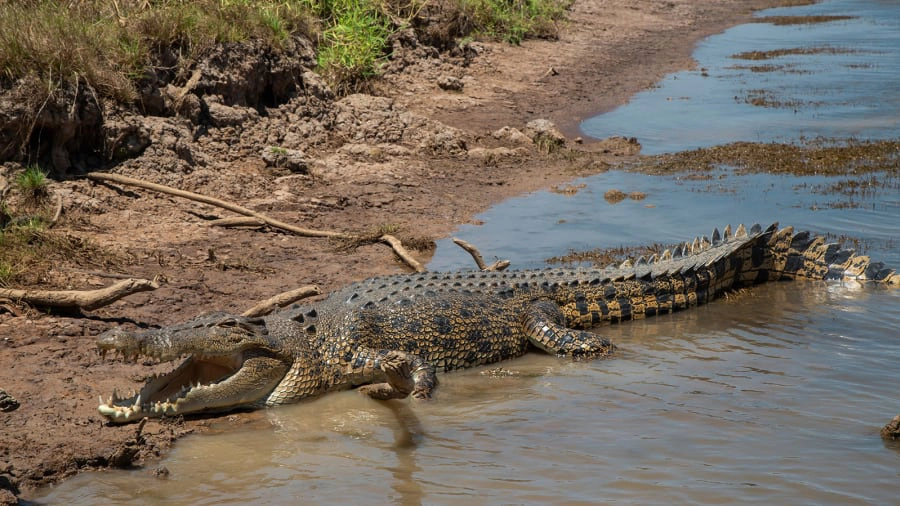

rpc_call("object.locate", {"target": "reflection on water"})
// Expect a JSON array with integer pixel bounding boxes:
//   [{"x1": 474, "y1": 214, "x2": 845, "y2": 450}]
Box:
[
  {"x1": 29, "y1": 0, "x2": 900, "y2": 504},
  {"x1": 581, "y1": 0, "x2": 900, "y2": 154}
]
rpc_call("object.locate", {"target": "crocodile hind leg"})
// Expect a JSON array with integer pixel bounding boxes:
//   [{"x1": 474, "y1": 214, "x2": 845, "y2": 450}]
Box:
[
  {"x1": 522, "y1": 300, "x2": 616, "y2": 358},
  {"x1": 358, "y1": 351, "x2": 416, "y2": 400}
]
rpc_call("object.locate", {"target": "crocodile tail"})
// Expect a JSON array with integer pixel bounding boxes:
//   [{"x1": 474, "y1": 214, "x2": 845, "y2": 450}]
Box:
[{"x1": 731, "y1": 224, "x2": 898, "y2": 285}]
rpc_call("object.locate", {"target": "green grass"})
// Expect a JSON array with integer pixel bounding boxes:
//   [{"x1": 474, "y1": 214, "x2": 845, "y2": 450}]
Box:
[
  {"x1": 0, "y1": 261, "x2": 13, "y2": 287},
  {"x1": 1, "y1": 0, "x2": 571, "y2": 102},
  {"x1": 0, "y1": 1, "x2": 317, "y2": 102},
  {"x1": 315, "y1": 0, "x2": 393, "y2": 92},
  {"x1": 14, "y1": 165, "x2": 49, "y2": 202},
  {"x1": 462, "y1": 0, "x2": 569, "y2": 44}
]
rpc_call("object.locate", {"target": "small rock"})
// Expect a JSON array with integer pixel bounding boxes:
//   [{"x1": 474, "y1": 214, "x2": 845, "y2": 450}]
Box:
[
  {"x1": 604, "y1": 189, "x2": 627, "y2": 204},
  {"x1": 206, "y1": 100, "x2": 258, "y2": 128},
  {"x1": 437, "y1": 75, "x2": 464, "y2": 91},
  {"x1": 261, "y1": 146, "x2": 309, "y2": 174},
  {"x1": 491, "y1": 126, "x2": 532, "y2": 145},
  {"x1": 523, "y1": 119, "x2": 566, "y2": 152},
  {"x1": 882, "y1": 414, "x2": 900, "y2": 440}
]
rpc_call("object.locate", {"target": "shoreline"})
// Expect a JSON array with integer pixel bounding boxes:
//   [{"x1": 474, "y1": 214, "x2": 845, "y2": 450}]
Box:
[{"x1": 1, "y1": 0, "x2": 806, "y2": 502}]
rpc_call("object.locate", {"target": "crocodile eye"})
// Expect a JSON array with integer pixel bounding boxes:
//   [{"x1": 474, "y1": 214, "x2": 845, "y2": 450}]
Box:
[{"x1": 214, "y1": 318, "x2": 240, "y2": 328}]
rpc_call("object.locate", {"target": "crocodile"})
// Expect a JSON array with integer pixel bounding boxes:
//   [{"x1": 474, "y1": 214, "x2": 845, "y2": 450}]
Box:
[{"x1": 96, "y1": 223, "x2": 898, "y2": 423}]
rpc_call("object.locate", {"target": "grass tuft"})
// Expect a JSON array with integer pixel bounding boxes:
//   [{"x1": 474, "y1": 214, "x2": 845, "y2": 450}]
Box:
[
  {"x1": 14, "y1": 165, "x2": 50, "y2": 203},
  {"x1": 314, "y1": 0, "x2": 394, "y2": 93},
  {"x1": 462, "y1": 0, "x2": 570, "y2": 44}
]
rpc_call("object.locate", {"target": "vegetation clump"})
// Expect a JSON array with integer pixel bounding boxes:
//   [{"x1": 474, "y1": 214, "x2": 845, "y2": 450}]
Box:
[
  {"x1": 0, "y1": 0, "x2": 570, "y2": 101},
  {"x1": 637, "y1": 138, "x2": 900, "y2": 176}
]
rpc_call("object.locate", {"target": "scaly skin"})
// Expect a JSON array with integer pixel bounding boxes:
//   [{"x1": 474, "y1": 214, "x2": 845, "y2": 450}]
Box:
[{"x1": 97, "y1": 223, "x2": 898, "y2": 423}]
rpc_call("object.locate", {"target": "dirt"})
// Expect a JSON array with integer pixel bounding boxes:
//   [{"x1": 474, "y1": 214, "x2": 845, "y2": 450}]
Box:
[{"x1": 0, "y1": 0, "x2": 799, "y2": 502}]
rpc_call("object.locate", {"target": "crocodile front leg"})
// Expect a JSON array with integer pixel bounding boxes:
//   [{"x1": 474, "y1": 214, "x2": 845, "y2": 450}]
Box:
[
  {"x1": 522, "y1": 300, "x2": 616, "y2": 358},
  {"x1": 358, "y1": 351, "x2": 415, "y2": 400},
  {"x1": 344, "y1": 348, "x2": 437, "y2": 400}
]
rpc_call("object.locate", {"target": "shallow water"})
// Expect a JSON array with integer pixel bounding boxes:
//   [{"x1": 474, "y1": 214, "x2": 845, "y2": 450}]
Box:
[
  {"x1": 29, "y1": 0, "x2": 900, "y2": 504},
  {"x1": 581, "y1": 0, "x2": 900, "y2": 154}
]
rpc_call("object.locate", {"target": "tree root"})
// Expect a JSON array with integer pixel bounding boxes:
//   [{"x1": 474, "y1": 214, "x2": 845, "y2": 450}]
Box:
[
  {"x1": 242, "y1": 285, "x2": 321, "y2": 317},
  {"x1": 0, "y1": 278, "x2": 160, "y2": 311},
  {"x1": 85, "y1": 172, "x2": 426, "y2": 272}
]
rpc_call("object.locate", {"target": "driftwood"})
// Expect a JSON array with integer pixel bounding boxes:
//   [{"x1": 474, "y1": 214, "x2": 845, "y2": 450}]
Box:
[
  {"x1": 86, "y1": 172, "x2": 346, "y2": 238},
  {"x1": 208, "y1": 216, "x2": 266, "y2": 228},
  {"x1": 380, "y1": 234, "x2": 426, "y2": 272},
  {"x1": 452, "y1": 238, "x2": 510, "y2": 271},
  {"x1": 242, "y1": 285, "x2": 321, "y2": 317},
  {"x1": 0, "y1": 278, "x2": 160, "y2": 311},
  {"x1": 85, "y1": 172, "x2": 425, "y2": 272}
]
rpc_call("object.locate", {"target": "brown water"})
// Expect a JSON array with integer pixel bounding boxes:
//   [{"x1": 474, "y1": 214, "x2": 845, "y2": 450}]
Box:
[{"x1": 29, "y1": 0, "x2": 900, "y2": 503}]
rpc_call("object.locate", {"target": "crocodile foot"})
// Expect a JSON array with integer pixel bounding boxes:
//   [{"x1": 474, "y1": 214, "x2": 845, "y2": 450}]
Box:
[
  {"x1": 882, "y1": 414, "x2": 900, "y2": 440},
  {"x1": 358, "y1": 351, "x2": 415, "y2": 400}
]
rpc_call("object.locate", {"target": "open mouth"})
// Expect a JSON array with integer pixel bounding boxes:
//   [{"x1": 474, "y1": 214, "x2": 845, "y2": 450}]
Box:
[{"x1": 98, "y1": 353, "x2": 242, "y2": 422}]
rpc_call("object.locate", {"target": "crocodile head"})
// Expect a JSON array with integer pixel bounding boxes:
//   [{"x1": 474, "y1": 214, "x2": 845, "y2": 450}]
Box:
[{"x1": 97, "y1": 312, "x2": 292, "y2": 424}]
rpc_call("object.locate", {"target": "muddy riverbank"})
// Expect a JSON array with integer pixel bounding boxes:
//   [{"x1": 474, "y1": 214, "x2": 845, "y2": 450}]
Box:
[{"x1": 0, "y1": 0, "x2": 813, "y2": 502}]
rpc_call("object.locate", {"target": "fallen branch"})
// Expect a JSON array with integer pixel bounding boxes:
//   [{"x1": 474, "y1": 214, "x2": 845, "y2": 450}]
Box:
[
  {"x1": 0, "y1": 278, "x2": 160, "y2": 311},
  {"x1": 452, "y1": 238, "x2": 510, "y2": 271},
  {"x1": 242, "y1": 285, "x2": 321, "y2": 317},
  {"x1": 209, "y1": 216, "x2": 266, "y2": 228},
  {"x1": 381, "y1": 234, "x2": 426, "y2": 272},
  {"x1": 86, "y1": 172, "x2": 348, "y2": 239},
  {"x1": 86, "y1": 172, "x2": 426, "y2": 272}
]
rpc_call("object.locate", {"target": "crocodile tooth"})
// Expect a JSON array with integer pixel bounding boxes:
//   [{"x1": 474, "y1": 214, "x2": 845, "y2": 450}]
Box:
[
  {"x1": 711, "y1": 228, "x2": 721, "y2": 245},
  {"x1": 691, "y1": 237, "x2": 700, "y2": 253},
  {"x1": 647, "y1": 254, "x2": 658, "y2": 264},
  {"x1": 660, "y1": 249, "x2": 672, "y2": 261},
  {"x1": 99, "y1": 396, "x2": 104, "y2": 405},
  {"x1": 134, "y1": 394, "x2": 141, "y2": 408},
  {"x1": 635, "y1": 256, "x2": 647, "y2": 266},
  {"x1": 619, "y1": 258, "x2": 632, "y2": 269},
  {"x1": 700, "y1": 236, "x2": 711, "y2": 250},
  {"x1": 735, "y1": 224, "x2": 747, "y2": 238},
  {"x1": 750, "y1": 223, "x2": 762, "y2": 234},
  {"x1": 723, "y1": 224, "x2": 732, "y2": 240},
  {"x1": 112, "y1": 388, "x2": 120, "y2": 403}
]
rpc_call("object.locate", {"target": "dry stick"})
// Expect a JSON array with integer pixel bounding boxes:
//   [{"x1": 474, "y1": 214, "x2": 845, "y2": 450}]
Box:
[
  {"x1": 85, "y1": 172, "x2": 347, "y2": 238},
  {"x1": 209, "y1": 216, "x2": 266, "y2": 228},
  {"x1": 85, "y1": 172, "x2": 425, "y2": 272},
  {"x1": 242, "y1": 285, "x2": 321, "y2": 318},
  {"x1": 452, "y1": 238, "x2": 510, "y2": 272},
  {"x1": 381, "y1": 234, "x2": 426, "y2": 272},
  {"x1": 0, "y1": 278, "x2": 160, "y2": 311}
]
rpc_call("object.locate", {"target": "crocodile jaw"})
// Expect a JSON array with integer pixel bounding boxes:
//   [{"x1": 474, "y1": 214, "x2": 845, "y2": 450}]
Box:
[{"x1": 98, "y1": 354, "x2": 241, "y2": 424}]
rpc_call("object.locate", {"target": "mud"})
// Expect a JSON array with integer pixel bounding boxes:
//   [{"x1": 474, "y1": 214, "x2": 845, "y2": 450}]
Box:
[{"x1": 0, "y1": 1, "x2": 806, "y2": 503}]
